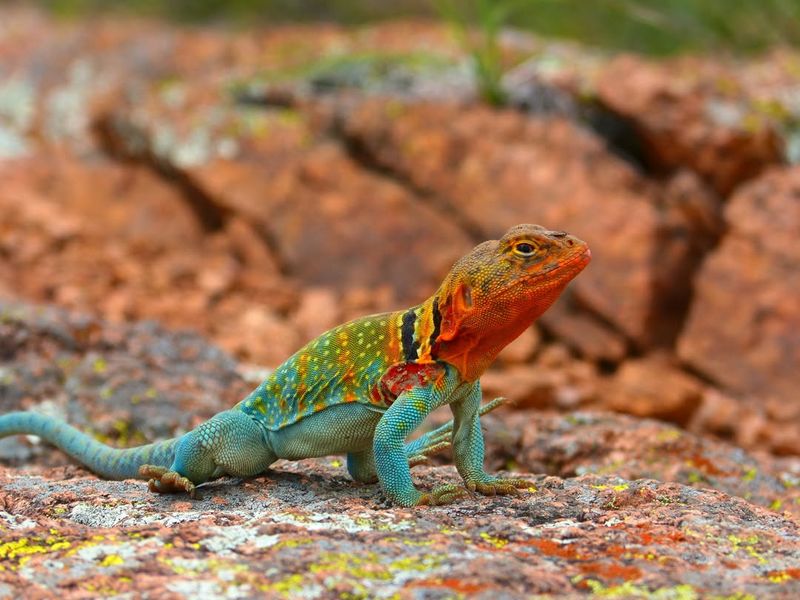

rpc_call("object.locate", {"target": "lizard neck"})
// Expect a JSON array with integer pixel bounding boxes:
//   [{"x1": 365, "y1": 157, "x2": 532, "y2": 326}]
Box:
[
  {"x1": 394, "y1": 297, "x2": 442, "y2": 366},
  {"x1": 395, "y1": 289, "x2": 543, "y2": 383},
  {"x1": 424, "y1": 273, "x2": 573, "y2": 382}
]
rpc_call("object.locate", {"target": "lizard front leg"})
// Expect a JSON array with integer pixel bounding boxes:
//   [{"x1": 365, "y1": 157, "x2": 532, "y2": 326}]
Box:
[
  {"x1": 450, "y1": 382, "x2": 531, "y2": 497},
  {"x1": 373, "y1": 366, "x2": 467, "y2": 507}
]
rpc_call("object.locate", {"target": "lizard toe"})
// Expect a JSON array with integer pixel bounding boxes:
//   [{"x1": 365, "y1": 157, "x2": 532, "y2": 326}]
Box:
[
  {"x1": 139, "y1": 464, "x2": 168, "y2": 479},
  {"x1": 468, "y1": 477, "x2": 532, "y2": 497},
  {"x1": 417, "y1": 484, "x2": 468, "y2": 506},
  {"x1": 143, "y1": 467, "x2": 197, "y2": 498}
]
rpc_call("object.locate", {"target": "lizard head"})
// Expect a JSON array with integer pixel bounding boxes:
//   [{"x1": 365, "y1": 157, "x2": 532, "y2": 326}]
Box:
[{"x1": 431, "y1": 224, "x2": 590, "y2": 380}]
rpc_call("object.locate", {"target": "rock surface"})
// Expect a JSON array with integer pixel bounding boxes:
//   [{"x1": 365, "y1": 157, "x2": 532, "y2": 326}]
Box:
[
  {"x1": 478, "y1": 410, "x2": 800, "y2": 520},
  {"x1": 600, "y1": 354, "x2": 703, "y2": 426},
  {"x1": 2, "y1": 460, "x2": 800, "y2": 598},
  {"x1": 678, "y1": 166, "x2": 800, "y2": 406},
  {"x1": 2, "y1": 8, "x2": 800, "y2": 566},
  {"x1": 0, "y1": 301, "x2": 246, "y2": 464},
  {"x1": 340, "y1": 100, "x2": 708, "y2": 350},
  {"x1": 595, "y1": 55, "x2": 783, "y2": 195},
  {"x1": 2, "y1": 300, "x2": 800, "y2": 597}
]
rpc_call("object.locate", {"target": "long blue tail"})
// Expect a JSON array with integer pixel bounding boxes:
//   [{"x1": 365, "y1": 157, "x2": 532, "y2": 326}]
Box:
[{"x1": 0, "y1": 412, "x2": 177, "y2": 480}]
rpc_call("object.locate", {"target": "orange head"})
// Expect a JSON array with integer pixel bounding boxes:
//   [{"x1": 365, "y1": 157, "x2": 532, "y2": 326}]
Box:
[{"x1": 430, "y1": 224, "x2": 590, "y2": 381}]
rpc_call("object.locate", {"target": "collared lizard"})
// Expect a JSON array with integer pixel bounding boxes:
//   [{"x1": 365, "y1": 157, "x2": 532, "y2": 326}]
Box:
[{"x1": 0, "y1": 224, "x2": 590, "y2": 506}]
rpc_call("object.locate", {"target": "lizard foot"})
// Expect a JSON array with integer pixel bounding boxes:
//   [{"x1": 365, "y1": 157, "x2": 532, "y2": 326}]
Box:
[
  {"x1": 139, "y1": 464, "x2": 197, "y2": 498},
  {"x1": 466, "y1": 477, "x2": 532, "y2": 497},
  {"x1": 416, "y1": 484, "x2": 468, "y2": 506}
]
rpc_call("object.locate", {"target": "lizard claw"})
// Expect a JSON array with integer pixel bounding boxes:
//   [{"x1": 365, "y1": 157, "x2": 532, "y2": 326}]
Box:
[
  {"x1": 466, "y1": 477, "x2": 532, "y2": 497},
  {"x1": 416, "y1": 484, "x2": 469, "y2": 506},
  {"x1": 139, "y1": 464, "x2": 197, "y2": 498}
]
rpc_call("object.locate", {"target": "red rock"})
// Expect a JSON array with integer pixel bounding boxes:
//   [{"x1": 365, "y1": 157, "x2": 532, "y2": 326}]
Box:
[
  {"x1": 293, "y1": 287, "x2": 342, "y2": 343},
  {"x1": 539, "y1": 297, "x2": 627, "y2": 363},
  {"x1": 678, "y1": 167, "x2": 800, "y2": 403},
  {"x1": 688, "y1": 388, "x2": 800, "y2": 456},
  {"x1": 2, "y1": 299, "x2": 800, "y2": 597},
  {"x1": 481, "y1": 353, "x2": 598, "y2": 411},
  {"x1": 219, "y1": 217, "x2": 281, "y2": 276},
  {"x1": 265, "y1": 144, "x2": 474, "y2": 306},
  {"x1": 1, "y1": 455, "x2": 799, "y2": 598},
  {"x1": 687, "y1": 388, "x2": 752, "y2": 440},
  {"x1": 214, "y1": 302, "x2": 301, "y2": 366},
  {"x1": 101, "y1": 89, "x2": 474, "y2": 307},
  {"x1": 536, "y1": 343, "x2": 575, "y2": 369},
  {"x1": 660, "y1": 169, "x2": 724, "y2": 243},
  {"x1": 0, "y1": 300, "x2": 248, "y2": 448},
  {"x1": 595, "y1": 55, "x2": 782, "y2": 195},
  {"x1": 599, "y1": 354, "x2": 704, "y2": 426},
  {"x1": 496, "y1": 326, "x2": 540, "y2": 365},
  {"x1": 481, "y1": 410, "x2": 800, "y2": 519},
  {"x1": 0, "y1": 155, "x2": 295, "y2": 365},
  {"x1": 340, "y1": 100, "x2": 702, "y2": 349},
  {"x1": 481, "y1": 366, "x2": 561, "y2": 410}
]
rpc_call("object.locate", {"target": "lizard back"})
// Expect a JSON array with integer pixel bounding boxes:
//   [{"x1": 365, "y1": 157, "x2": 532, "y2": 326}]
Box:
[{"x1": 237, "y1": 311, "x2": 408, "y2": 430}]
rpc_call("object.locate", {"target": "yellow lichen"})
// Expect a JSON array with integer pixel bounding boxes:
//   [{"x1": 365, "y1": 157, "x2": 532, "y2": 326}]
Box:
[
  {"x1": 0, "y1": 535, "x2": 72, "y2": 570},
  {"x1": 388, "y1": 554, "x2": 443, "y2": 572},
  {"x1": 273, "y1": 538, "x2": 312, "y2": 550},
  {"x1": 402, "y1": 539, "x2": 434, "y2": 547},
  {"x1": 309, "y1": 552, "x2": 391, "y2": 580},
  {"x1": 100, "y1": 554, "x2": 124, "y2": 567},
  {"x1": 93, "y1": 357, "x2": 107, "y2": 374},
  {"x1": 727, "y1": 534, "x2": 767, "y2": 565},
  {"x1": 655, "y1": 428, "x2": 682, "y2": 442},
  {"x1": 583, "y1": 578, "x2": 699, "y2": 599},
  {"x1": 262, "y1": 573, "x2": 305, "y2": 594},
  {"x1": 592, "y1": 483, "x2": 630, "y2": 492},
  {"x1": 479, "y1": 532, "x2": 508, "y2": 549}
]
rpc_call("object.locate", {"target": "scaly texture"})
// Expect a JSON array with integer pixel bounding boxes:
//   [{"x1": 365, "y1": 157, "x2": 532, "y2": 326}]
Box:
[{"x1": 0, "y1": 224, "x2": 590, "y2": 506}]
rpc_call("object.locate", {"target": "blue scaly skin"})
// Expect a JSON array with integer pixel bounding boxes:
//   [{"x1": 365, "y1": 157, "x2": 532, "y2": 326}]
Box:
[{"x1": 0, "y1": 224, "x2": 590, "y2": 507}]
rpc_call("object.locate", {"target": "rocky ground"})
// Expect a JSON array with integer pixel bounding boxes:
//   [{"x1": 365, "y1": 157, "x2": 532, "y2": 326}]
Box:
[
  {"x1": 1, "y1": 6, "x2": 799, "y2": 597},
  {"x1": 4, "y1": 462, "x2": 800, "y2": 598},
  {"x1": 1, "y1": 301, "x2": 800, "y2": 598}
]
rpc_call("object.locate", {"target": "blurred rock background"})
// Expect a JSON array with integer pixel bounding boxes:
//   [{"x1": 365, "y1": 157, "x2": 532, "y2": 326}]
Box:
[{"x1": 1, "y1": 0, "x2": 798, "y2": 460}]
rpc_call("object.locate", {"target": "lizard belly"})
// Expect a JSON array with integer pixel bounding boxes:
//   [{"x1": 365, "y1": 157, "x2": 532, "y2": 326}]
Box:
[{"x1": 267, "y1": 404, "x2": 383, "y2": 460}]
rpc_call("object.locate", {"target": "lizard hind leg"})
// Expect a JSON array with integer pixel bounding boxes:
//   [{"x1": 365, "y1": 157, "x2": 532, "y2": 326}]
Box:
[
  {"x1": 347, "y1": 448, "x2": 378, "y2": 483},
  {"x1": 142, "y1": 409, "x2": 276, "y2": 497}
]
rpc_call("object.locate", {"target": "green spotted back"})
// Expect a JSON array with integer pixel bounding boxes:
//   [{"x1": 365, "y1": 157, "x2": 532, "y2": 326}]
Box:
[{"x1": 237, "y1": 312, "x2": 406, "y2": 430}]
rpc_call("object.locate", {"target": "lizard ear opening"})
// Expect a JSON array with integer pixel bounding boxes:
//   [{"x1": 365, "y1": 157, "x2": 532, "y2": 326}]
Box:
[{"x1": 438, "y1": 283, "x2": 473, "y2": 341}]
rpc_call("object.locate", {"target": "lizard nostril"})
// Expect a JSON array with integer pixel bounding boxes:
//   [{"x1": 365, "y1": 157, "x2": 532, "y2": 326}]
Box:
[{"x1": 566, "y1": 239, "x2": 574, "y2": 246}]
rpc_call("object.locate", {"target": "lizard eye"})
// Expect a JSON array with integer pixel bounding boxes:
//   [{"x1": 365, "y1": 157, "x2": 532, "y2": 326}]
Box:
[{"x1": 513, "y1": 242, "x2": 537, "y2": 257}]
